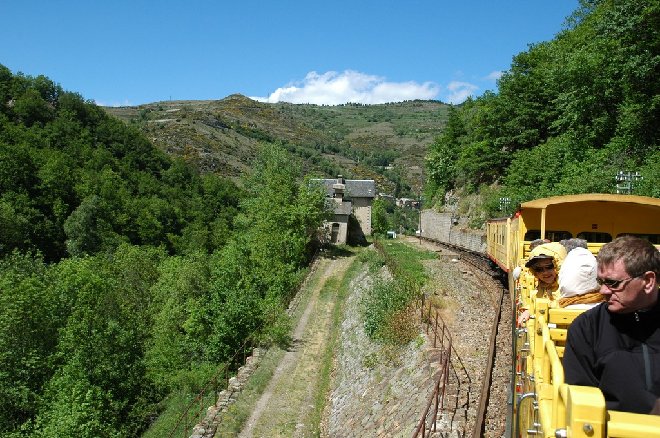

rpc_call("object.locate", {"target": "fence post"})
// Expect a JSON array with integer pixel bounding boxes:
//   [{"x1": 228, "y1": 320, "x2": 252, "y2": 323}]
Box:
[
  {"x1": 422, "y1": 303, "x2": 433, "y2": 335},
  {"x1": 433, "y1": 312, "x2": 439, "y2": 348},
  {"x1": 213, "y1": 375, "x2": 218, "y2": 405},
  {"x1": 440, "y1": 324, "x2": 444, "y2": 350}
]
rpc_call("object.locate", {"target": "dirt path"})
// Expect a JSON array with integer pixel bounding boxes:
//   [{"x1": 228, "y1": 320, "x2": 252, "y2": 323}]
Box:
[{"x1": 238, "y1": 254, "x2": 354, "y2": 438}]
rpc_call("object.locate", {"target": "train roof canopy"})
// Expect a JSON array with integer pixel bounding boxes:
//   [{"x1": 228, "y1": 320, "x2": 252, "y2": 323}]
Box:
[{"x1": 520, "y1": 193, "x2": 660, "y2": 210}]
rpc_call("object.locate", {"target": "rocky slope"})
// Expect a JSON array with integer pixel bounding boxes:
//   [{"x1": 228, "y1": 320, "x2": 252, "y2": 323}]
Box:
[{"x1": 104, "y1": 95, "x2": 449, "y2": 194}]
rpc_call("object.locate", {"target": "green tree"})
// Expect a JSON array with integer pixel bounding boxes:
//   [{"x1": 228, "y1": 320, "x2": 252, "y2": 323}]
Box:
[
  {"x1": 63, "y1": 195, "x2": 121, "y2": 257},
  {"x1": 455, "y1": 140, "x2": 503, "y2": 191},
  {"x1": 636, "y1": 150, "x2": 660, "y2": 197},
  {"x1": 145, "y1": 253, "x2": 210, "y2": 391},
  {"x1": 35, "y1": 246, "x2": 163, "y2": 437},
  {"x1": 0, "y1": 253, "x2": 53, "y2": 433},
  {"x1": 424, "y1": 0, "x2": 659, "y2": 209},
  {"x1": 424, "y1": 106, "x2": 464, "y2": 203},
  {"x1": 203, "y1": 143, "x2": 330, "y2": 360},
  {"x1": 11, "y1": 88, "x2": 55, "y2": 127},
  {"x1": 371, "y1": 198, "x2": 390, "y2": 235}
]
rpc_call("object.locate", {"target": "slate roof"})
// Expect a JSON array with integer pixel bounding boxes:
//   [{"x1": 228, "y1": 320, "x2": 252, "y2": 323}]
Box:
[
  {"x1": 314, "y1": 179, "x2": 376, "y2": 199},
  {"x1": 334, "y1": 201, "x2": 352, "y2": 216}
]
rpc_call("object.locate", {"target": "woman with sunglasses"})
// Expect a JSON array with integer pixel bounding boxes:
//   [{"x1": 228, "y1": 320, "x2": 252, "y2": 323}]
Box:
[{"x1": 517, "y1": 242, "x2": 567, "y2": 325}]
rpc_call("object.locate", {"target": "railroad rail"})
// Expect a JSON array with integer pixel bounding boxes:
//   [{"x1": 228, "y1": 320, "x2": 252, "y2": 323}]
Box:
[{"x1": 414, "y1": 237, "x2": 510, "y2": 438}]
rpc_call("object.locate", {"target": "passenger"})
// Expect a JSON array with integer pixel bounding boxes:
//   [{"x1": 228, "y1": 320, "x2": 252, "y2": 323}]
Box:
[
  {"x1": 529, "y1": 238, "x2": 550, "y2": 251},
  {"x1": 557, "y1": 247, "x2": 605, "y2": 309},
  {"x1": 559, "y1": 237, "x2": 588, "y2": 253},
  {"x1": 526, "y1": 242, "x2": 567, "y2": 299},
  {"x1": 563, "y1": 236, "x2": 660, "y2": 414},
  {"x1": 518, "y1": 242, "x2": 567, "y2": 324}
]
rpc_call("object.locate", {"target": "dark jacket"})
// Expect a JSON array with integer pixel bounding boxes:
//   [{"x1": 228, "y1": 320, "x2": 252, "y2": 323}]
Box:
[{"x1": 563, "y1": 300, "x2": 660, "y2": 414}]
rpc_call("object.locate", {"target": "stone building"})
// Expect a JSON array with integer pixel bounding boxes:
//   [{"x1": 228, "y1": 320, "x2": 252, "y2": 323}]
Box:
[{"x1": 314, "y1": 176, "x2": 376, "y2": 244}]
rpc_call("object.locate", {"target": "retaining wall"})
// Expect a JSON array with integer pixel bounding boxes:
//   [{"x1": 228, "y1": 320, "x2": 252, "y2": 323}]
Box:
[{"x1": 420, "y1": 210, "x2": 486, "y2": 253}]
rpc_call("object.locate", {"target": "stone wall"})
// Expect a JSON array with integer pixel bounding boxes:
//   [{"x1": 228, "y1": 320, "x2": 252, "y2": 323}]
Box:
[
  {"x1": 189, "y1": 348, "x2": 265, "y2": 438},
  {"x1": 352, "y1": 197, "x2": 372, "y2": 236},
  {"x1": 420, "y1": 210, "x2": 486, "y2": 253}
]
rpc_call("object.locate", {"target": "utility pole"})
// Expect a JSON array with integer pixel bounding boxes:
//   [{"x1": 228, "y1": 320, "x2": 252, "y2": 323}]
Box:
[
  {"x1": 499, "y1": 197, "x2": 511, "y2": 214},
  {"x1": 615, "y1": 171, "x2": 642, "y2": 194},
  {"x1": 418, "y1": 192, "x2": 422, "y2": 244}
]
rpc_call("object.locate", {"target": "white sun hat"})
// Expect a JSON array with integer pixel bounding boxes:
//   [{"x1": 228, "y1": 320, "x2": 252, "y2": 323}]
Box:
[{"x1": 559, "y1": 247, "x2": 598, "y2": 298}]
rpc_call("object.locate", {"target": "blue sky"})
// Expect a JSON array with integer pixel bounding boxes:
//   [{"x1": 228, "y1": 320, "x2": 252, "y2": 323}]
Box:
[{"x1": 2, "y1": 1, "x2": 579, "y2": 106}]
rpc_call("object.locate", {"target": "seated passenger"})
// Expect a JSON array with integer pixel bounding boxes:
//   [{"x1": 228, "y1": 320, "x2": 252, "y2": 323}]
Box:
[
  {"x1": 557, "y1": 247, "x2": 605, "y2": 309},
  {"x1": 526, "y1": 242, "x2": 567, "y2": 299},
  {"x1": 563, "y1": 236, "x2": 660, "y2": 415},
  {"x1": 559, "y1": 237, "x2": 588, "y2": 254},
  {"x1": 518, "y1": 242, "x2": 567, "y2": 324},
  {"x1": 529, "y1": 238, "x2": 551, "y2": 251}
]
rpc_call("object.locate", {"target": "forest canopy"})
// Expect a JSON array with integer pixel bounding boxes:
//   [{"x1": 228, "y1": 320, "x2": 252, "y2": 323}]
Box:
[
  {"x1": 424, "y1": 0, "x2": 660, "y2": 219},
  {"x1": 0, "y1": 65, "x2": 331, "y2": 436},
  {"x1": 0, "y1": 64, "x2": 247, "y2": 261}
]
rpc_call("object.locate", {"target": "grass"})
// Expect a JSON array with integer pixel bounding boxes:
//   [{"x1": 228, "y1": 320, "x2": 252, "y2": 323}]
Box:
[
  {"x1": 213, "y1": 348, "x2": 286, "y2": 437},
  {"x1": 142, "y1": 365, "x2": 221, "y2": 438},
  {"x1": 363, "y1": 239, "x2": 438, "y2": 345},
  {"x1": 377, "y1": 239, "x2": 437, "y2": 284},
  {"x1": 308, "y1": 254, "x2": 363, "y2": 436}
]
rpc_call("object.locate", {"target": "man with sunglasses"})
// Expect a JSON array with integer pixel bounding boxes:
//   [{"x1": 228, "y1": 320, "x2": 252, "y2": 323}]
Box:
[{"x1": 563, "y1": 236, "x2": 660, "y2": 414}]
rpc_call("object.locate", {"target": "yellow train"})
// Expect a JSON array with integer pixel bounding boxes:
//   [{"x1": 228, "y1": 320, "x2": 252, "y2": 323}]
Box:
[{"x1": 486, "y1": 193, "x2": 660, "y2": 438}]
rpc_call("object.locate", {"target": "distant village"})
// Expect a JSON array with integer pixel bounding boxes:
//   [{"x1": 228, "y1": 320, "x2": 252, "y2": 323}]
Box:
[{"x1": 376, "y1": 194, "x2": 421, "y2": 209}]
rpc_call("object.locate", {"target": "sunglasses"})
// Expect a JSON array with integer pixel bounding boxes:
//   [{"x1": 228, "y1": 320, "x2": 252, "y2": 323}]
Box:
[
  {"x1": 531, "y1": 263, "x2": 555, "y2": 273},
  {"x1": 596, "y1": 275, "x2": 641, "y2": 290}
]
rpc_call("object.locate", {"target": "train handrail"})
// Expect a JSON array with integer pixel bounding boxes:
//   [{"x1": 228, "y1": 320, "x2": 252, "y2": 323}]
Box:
[
  {"x1": 537, "y1": 312, "x2": 565, "y2": 435},
  {"x1": 607, "y1": 410, "x2": 660, "y2": 437},
  {"x1": 523, "y1": 299, "x2": 660, "y2": 438},
  {"x1": 558, "y1": 384, "x2": 606, "y2": 438},
  {"x1": 556, "y1": 385, "x2": 660, "y2": 437}
]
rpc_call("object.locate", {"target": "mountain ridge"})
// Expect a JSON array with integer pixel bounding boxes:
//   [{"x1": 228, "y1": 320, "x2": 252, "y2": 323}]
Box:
[{"x1": 104, "y1": 94, "x2": 450, "y2": 196}]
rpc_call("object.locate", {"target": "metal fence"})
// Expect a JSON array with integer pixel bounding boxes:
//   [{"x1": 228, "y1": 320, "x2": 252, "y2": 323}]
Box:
[{"x1": 412, "y1": 295, "x2": 453, "y2": 438}]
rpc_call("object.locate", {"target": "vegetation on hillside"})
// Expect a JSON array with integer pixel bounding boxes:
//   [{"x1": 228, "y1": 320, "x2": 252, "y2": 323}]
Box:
[
  {"x1": 363, "y1": 240, "x2": 436, "y2": 345},
  {"x1": 106, "y1": 97, "x2": 448, "y2": 198},
  {"x1": 371, "y1": 196, "x2": 420, "y2": 236},
  {"x1": 0, "y1": 65, "x2": 331, "y2": 436},
  {"x1": 425, "y1": 0, "x2": 660, "y2": 223},
  {"x1": 0, "y1": 65, "x2": 244, "y2": 262}
]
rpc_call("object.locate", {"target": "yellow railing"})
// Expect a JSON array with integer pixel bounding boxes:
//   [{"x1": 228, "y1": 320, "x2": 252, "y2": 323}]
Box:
[
  {"x1": 517, "y1": 288, "x2": 660, "y2": 438},
  {"x1": 559, "y1": 385, "x2": 606, "y2": 438},
  {"x1": 607, "y1": 411, "x2": 660, "y2": 437}
]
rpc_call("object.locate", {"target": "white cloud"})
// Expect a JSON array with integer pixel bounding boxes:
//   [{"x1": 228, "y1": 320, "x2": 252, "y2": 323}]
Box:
[
  {"x1": 94, "y1": 99, "x2": 134, "y2": 107},
  {"x1": 252, "y1": 70, "x2": 439, "y2": 105},
  {"x1": 444, "y1": 81, "x2": 479, "y2": 104},
  {"x1": 485, "y1": 70, "x2": 503, "y2": 81}
]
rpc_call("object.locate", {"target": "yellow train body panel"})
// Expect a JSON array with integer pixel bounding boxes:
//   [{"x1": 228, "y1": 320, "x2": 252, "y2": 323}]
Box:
[{"x1": 485, "y1": 194, "x2": 660, "y2": 437}]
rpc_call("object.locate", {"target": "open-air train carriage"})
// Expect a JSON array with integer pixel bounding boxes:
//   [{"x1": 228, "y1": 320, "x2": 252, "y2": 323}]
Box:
[{"x1": 486, "y1": 194, "x2": 660, "y2": 438}]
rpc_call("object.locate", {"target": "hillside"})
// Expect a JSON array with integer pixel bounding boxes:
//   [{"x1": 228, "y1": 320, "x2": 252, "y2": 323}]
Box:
[{"x1": 105, "y1": 95, "x2": 449, "y2": 195}]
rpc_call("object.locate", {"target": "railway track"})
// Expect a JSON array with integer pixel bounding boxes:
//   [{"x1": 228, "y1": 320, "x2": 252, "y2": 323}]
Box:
[{"x1": 417, "y1": 237, "x2": 511, "y2": 438}]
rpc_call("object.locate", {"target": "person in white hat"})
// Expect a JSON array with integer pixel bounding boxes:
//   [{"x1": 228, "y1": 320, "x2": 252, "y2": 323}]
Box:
[{"x1": 558, "y1": 247, "x2": 605, "y2": 309}]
